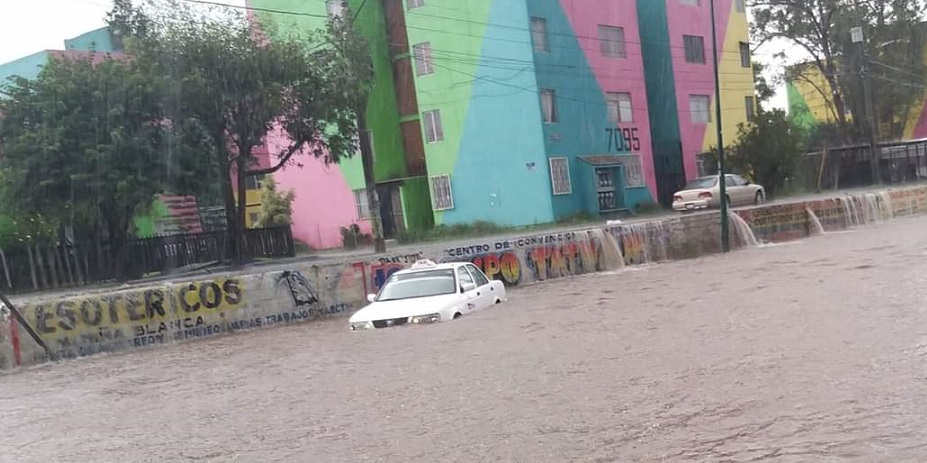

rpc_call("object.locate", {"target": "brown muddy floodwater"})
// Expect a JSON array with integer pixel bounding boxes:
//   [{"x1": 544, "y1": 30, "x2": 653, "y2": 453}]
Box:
[{"x1": 4, "y1": 216, "x2": 927, "y2": 462}]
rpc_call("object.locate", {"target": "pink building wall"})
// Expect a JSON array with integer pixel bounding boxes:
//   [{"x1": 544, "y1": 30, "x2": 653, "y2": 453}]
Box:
[
  {"x1": 666, "y1": 0, "x2": 733, "y2": 178},
  {"x1": 261, "y1": 130, "x2": 370, "y2": 250},
  {"x1": 559, "y1": 0, "x2": 658, "y2": 198}
]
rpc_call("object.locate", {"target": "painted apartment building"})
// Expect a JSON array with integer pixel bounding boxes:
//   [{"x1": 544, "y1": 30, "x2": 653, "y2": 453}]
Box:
[
  {"x1": 0, "y1": 27, "x2": 273, "y2": 236},
  {"x1": 788, "y1": 62, "x2": 927, "y2": 141},
  {"x1": 250, "y1": 0, "x2": 756, "y2": 247}
]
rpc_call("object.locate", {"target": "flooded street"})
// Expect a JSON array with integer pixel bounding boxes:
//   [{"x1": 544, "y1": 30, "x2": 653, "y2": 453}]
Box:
[{"x1": 4, "y1": 216, "x2": 927, "y2": 462}]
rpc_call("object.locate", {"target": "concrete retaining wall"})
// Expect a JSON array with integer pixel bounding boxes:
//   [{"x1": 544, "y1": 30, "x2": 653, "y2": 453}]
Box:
[{"x1": 3, "y1": 185, "x2": 927, "y2": 370}]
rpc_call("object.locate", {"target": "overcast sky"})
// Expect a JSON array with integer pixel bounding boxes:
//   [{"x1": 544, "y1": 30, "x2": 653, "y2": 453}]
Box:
[{"x1": 1, "y1": 0, "x2": 795, "y2": 110}]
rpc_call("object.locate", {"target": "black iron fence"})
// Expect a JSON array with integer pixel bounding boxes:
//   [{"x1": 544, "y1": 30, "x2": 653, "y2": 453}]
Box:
[
  {"x1": 0, "y1": 226, "x2": 295, "y2": 294},
  {"x1": 801, "y1": 139, "x2": 927, "y2": 191}
]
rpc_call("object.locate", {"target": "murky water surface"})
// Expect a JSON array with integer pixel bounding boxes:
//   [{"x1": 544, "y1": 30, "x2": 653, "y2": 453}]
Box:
[{"x1": 4, "y1": 216, "x2": 927, "y2": 462}]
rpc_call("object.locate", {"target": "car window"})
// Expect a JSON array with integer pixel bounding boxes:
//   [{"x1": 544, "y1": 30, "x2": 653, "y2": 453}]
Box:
[
  {"x1": 377, "y1": 269, "x2": 456, "y2": 301},
  {"x1": 725, "y1": 176, "x2": 737, "y2": 187},
  {"x1": 733, "y1": 175, "x2": 748, "y2": 186},
  {"x1": 683, "y1": 177, "x2": 717, "y2": 190},
  {"x1": 466, "y1": 264, "x2": 490, "y2": 286},
  {"x1": 457, "y1": 267, "x2": 474, "y2": 289}
]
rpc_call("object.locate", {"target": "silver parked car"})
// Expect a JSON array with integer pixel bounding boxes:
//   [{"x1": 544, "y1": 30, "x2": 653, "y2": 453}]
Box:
[{"x1": 672, "y1": 174, "x2": 765, "y2": 212}]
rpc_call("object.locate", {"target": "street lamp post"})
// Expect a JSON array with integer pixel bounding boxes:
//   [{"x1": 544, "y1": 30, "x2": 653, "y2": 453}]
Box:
[{"x1": 710, "y1": 0, "x2": 730, "y2": 252}]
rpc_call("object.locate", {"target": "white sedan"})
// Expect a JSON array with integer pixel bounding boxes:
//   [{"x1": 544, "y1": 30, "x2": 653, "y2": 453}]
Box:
[
  {"x1": 349, "y1": 259, "x2": 507, "y2": 331},
  {"x1": 672, "y1": 174, "x2": 766, "y2": 212}
]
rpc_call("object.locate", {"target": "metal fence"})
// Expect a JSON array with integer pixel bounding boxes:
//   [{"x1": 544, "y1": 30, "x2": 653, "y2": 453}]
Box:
[
  {"x1": 0, "y1": 226, "x2": 295, "y2": 294},
  {"x1": 802, "y1": 138, "x2": 927, "y2": 191}
]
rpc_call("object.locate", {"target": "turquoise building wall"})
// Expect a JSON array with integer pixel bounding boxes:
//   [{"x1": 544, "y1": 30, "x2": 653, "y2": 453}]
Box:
[{"x1": 403, "y1": 0, "x2": 553, "y2": 227}]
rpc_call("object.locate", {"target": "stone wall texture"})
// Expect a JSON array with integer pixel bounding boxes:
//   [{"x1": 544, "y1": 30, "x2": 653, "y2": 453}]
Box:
[{"x1": 2, "y1": 185, "x2": 925, "y2": 369}]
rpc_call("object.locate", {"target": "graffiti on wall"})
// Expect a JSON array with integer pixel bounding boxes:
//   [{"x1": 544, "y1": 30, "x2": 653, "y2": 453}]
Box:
[
  {"x1": 442, "y1": 231, "x2": 606, "y2": 285},
  {"x1": 23, "y1": 278, "x2": 246, "y2": 358},
  {"x1": 273, "y1": 270, "x2": 350, "y2": 321}
]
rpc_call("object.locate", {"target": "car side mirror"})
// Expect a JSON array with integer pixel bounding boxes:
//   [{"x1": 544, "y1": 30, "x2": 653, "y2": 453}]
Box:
[
  {"x1": 367, "y1": 293, "x2": 377, "y2": 303},
  {"x1": 461, "y1": 282, "x2": 477, "y2": 293}
]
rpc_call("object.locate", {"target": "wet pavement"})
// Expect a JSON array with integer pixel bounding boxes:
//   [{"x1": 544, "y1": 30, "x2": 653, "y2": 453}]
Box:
[{"x1": 3, "y1": 215, "x2": 927, "y2": 462}]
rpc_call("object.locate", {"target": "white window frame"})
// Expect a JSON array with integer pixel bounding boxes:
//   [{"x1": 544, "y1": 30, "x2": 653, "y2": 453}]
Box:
[
  {"x1": 598, "y1": 25, "x2": 627, "y2": 59},
  {"x1": 326, "y1": 0, "x2": 347, "y2": 18},
  {"x1": 429, "y1": 175, "x2": 454, "y2": 211},
  {"x1": 422, "y1": 109, "x2": 444, "y2": 143},
  {"x1": 689, "y1": 94, "x2": 711, "y2": 124},
  {"x1": 619, "y1": 155, "x2": 645, "y2": 188},
  {"x1": 540, "y1": 89, "x2": 558, "y2": 123},
  {"x1": 531, "y1": 17, "x2": 549, "y2": 52},
  {"x1": 606, "y1": 92, "x2": 633, "y2": 124},
  {"x1": 353, "y1": 189, "x2": 372, "y2": 219},
  {"x1": 413, "y1": 42, "x2": 434, "y2": 76},
  {"x1": 549, "y1": 157, "x2": 572, "y2": 195},
  {"x1": 407, "y1": 0, "x2": 424, "y2": 9},
  {"x1": 745, "y1": 96, "x2": 755, "y2": 120}
]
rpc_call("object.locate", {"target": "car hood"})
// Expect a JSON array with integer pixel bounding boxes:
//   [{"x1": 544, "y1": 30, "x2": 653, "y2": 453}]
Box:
[{"x1": 349, "y1": 294, "x2": 464, "y2": 322}]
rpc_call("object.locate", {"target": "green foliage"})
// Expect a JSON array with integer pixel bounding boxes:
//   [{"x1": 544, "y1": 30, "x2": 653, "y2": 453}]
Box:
[
  {"x1": 254, "y1": 177, "x2": 294, "y2": 228},
  {"x1": 728, "y1": 109, "x2": 807, "y2": 199},
  {"x1": 753, "y1": 0, "x2": 927, "y2": 143},
  {"x1": 396, "y1": 221, "x2": 503, "y2": 244},
  {"x1": 107, "y1": 0, "x2": 374, "y2": 259},
  {"x1": 0, "y1": 56, "x2": 205, "y2": 254}
]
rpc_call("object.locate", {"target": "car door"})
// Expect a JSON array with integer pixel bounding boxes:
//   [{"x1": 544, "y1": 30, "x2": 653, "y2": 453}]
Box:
[
  {"x1": 456, "y1": 266, "x2": 480, "y2": 313},
  {"x1": 723, "y1": 175, "x2": 741, "y2": 205},
  {"x1": 464, "y1": 264, "x2": 495, "y2": 309}
]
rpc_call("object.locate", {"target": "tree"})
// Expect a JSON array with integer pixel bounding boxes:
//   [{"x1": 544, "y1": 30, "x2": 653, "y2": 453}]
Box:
[
  {"x1": 0, "y1": 55, "x2": 204, "y2": 275},
  {"x1": 730, "y1": 109, "x2": 806, "y2": 198},
  {"x1": 108, "y1": 0, "x2": 373, "y2": 264},
  {"x1": 752, "y1": 60, "x2": 776, "y2": 111},
  {"x1": 752, "y1": 0, "x2": 927, "y2": 142},
  {"x1": 254, "y1": 177, "x2": 294, "y2": 228}
]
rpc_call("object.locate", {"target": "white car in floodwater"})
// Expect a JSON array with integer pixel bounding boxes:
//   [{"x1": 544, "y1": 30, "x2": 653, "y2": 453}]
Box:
[{"x1": 349, "y1": 259, "x2": 506, "y2": 331}]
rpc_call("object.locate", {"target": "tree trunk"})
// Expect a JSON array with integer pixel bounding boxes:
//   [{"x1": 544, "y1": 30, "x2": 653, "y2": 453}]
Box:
[{"x1": 235, "y1": 155, "x2": 249, "y2": 265}]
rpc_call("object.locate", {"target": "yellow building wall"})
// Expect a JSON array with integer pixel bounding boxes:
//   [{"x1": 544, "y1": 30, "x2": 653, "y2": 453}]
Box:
[{"x1": 701, "y1": 1, "x2": 756, "y2": 151}]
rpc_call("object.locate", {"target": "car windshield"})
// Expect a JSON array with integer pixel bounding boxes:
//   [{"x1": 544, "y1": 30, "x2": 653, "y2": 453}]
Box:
[
  {"x1": 683, "y1": 177, "x2": 718, "y2": 190},
  {"x1": 377, "y1": 269, "x2": 457, "y2": 301}
]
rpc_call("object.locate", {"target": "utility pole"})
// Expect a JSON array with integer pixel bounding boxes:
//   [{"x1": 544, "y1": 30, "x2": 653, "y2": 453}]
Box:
[
  {"x1": 710, "y1": 0, "x2": 730, "y2": 253},
  {"x1": 358, "y1": 111, "x2": 386, "y2": 253},
  {"x1": 852, "y1": 25, "x2": 882, "y2": 184}
]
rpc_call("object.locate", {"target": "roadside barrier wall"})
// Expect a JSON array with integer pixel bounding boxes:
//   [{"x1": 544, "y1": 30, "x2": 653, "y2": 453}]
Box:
[{"x1": 3, "y1": 185, "x2": 927, "y2": 369}]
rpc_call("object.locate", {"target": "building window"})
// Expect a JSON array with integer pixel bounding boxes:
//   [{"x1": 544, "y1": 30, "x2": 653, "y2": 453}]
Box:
[
  {"x1": 739, "y1": 42, "x2": 751, "y2": 67},
  {"x1": 413, "y1": 42, "x2": 434, "y2": 76},
  {"x1": 429, "y1": 175, "x2": 454, "y2": 211},
  {"x1": 679, "y1": 0, "x2": 700, "y2": 5},
  {"x1": 735, "y1": 0, "x2": 745, "y2": 12},
  {"x1": 326, "y1": 0, "x2": 346, "y2": 18},
  {"x1": 606, "y1": 92, "x2": 633, "y2": 124},
  {"x1": 245, "y1": 173, "x2": 266, "y2": 190},
  {"x1": 540, "y1": 89, "x2": 558, "y2": 123},
  {"x1": 353, "y1": 189, "x2": 372, "y2": 219},
  {"x1": 689, "y1": 95, "x2": 711, "y2": 124},
  {"x1": 619, "y1": 155, "x2": 645, "y2": 188},
  {"x1": 249, "y1": 212, "x2": 260, "y2": 224},
  {"x1": 407, "y1": 0, "x2": 423, "y2": 9},
  {"x1": 531, "y1": 17, "x2": 549, "y2": 52},
  {"x1": 745, "y1": 96, "x2": 755, "y2": 120},
  {"x1": 683, "y1": 35, "x2": 706, "y2": 64},
  {"x1": 423, "y1": 109, "x2": 444, "y2": 143},
  {"x1": 598, "y1": 25, "x2": 626, "y2": 59},
  {"x1": 549, "y1": 157, "x2": 572, "y2": 195}
]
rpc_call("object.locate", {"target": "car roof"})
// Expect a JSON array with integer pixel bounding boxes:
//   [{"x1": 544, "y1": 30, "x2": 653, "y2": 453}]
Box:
[{"x1": 394, "y1": 259, "x2": 465, "y2": 275}]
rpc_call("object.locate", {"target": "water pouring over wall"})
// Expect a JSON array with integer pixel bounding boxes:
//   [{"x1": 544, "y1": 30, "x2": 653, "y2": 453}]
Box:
[
  {"x1": 806, "y1": 208, "x2": 826, "y2": 236},
  {"x1": 729, "y1": 213, "x2": 759, "y2": 247}
]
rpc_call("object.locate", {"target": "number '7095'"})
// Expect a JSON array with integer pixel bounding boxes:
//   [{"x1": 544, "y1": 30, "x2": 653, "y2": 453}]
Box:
[{"x1": 606, "y1": 127, "x2": 641, "y2": 152}]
